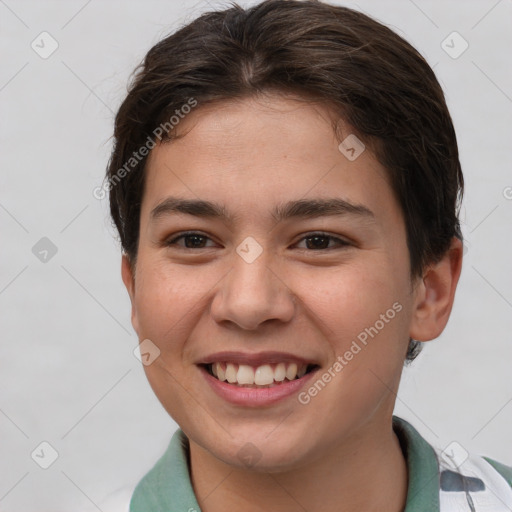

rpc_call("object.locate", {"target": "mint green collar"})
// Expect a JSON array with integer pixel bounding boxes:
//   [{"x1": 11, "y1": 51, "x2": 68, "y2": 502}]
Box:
[
  {"x1": 130, "y1": 415, "x2": 440, "y2": 511},
  {"x1": 129, "y1": 428, "x2": 201, "y2": 512},
  {"x1": 393, "y1": 416, "x2": 440, "y2": 511}
]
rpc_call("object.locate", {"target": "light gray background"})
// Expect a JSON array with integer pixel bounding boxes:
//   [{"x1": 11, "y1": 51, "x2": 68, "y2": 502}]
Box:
[{"x1": 1, "y1": 0, "x2": 511, "y2": 510}]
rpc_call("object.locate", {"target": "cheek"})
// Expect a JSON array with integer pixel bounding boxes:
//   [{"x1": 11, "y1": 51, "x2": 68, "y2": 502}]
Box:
[
  {"x1": 298, "y1": 268, "x2": 409, "y2": 413},
  {"x1": 293, "y1": 261, "x2": 410, "y2": 374},
  {"x1": 133, "y1": 260, "x2": 206, "y2": 347},
  {"x1": 298, "y1": 261, "x2": 403, "y2": 329}
]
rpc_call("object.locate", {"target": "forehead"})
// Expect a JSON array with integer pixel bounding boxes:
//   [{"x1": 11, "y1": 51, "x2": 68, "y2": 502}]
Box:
[{"x1": 141, "y1": 93, "x2": 400, "y2": 230}]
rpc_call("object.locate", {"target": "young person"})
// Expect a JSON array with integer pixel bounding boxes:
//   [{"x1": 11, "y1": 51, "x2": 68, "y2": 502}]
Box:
[{"x1": 102, "y1": 1, "x2": 512, "y2": 510}]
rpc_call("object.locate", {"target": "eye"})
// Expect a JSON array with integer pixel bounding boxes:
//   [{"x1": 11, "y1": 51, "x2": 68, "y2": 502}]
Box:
[
  {"x1": 294, "y1": 232, "x2": 351, "y2": 251},
  {"x1": 164, "y1": 231, "x2": 217, "y2": 249},
  {"x1": 164, "y1": 231, "x2": 350, "y2": 251}
]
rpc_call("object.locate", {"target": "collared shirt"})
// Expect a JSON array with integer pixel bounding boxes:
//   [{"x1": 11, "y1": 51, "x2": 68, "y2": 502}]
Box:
[{"x1": 105, "y1": 416, "x2": 512, "y2": 512}]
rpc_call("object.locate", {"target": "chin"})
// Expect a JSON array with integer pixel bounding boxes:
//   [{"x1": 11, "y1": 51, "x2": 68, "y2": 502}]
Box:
[{"x1": 198, "y1": 424, "x2": 314, "y2": 473}]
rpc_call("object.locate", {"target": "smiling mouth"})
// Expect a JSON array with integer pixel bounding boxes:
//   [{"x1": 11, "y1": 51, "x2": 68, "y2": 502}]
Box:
[{"x1": 201, "y1": 362, "x2": 319, "y2": 388}]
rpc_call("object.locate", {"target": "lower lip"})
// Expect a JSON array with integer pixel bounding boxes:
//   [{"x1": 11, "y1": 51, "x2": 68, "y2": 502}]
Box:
[{"x1": 199, "y1": 365, "x2": 319, "y2": 407}]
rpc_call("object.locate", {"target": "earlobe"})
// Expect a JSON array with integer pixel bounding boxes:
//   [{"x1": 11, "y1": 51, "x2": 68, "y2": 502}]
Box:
[
  {"x1": 121, "y1": 254, "x2": 139, "y2": 336},
  {"x1": 409, "y1": 237, "x2": 463, "y2": 342}
]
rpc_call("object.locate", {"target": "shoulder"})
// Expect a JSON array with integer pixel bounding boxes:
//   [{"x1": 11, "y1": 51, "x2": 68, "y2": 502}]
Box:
[
  {"x1": 392, "y1": 416, "x2": 512, "y2": 512},
  {"x1": 483, "y1": 456, "x2": 512, "y2": 487},
  {"x1": 101, "y1": 486, "x2": 134, "y2": 512},
  {"x1": 78, "y1": 484, "x2": 134, "y2": 512},
  {"x1": 432, "y1": 445, "x2": 512, "y2": 511}
]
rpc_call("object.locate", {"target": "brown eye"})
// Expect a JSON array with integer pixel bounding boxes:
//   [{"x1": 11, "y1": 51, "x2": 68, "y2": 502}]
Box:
[
  {"x1": 163, "y1": 231, "x2": 350, "y2": 251},
  {"x1": 165, "y1": 232, "x2": 216, "y2": 249},
  {"x1": 295, "y1": 233, "x2": 350, "y2": 251}
]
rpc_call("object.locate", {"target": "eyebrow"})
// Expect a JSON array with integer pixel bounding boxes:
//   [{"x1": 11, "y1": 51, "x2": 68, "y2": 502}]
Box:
[{"x1": 149, "y1": 196, "x2": 375, "y2": 224}]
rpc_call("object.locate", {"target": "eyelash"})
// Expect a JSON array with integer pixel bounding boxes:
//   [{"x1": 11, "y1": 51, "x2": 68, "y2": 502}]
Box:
[{"x1": 164, "y1": 231, "x2": 351, "y2": 251}]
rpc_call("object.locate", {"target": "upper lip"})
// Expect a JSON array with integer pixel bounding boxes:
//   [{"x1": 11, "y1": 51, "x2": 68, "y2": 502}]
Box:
[{"x1": 196, "y1": 351, "x2": 320, "y2": 367}]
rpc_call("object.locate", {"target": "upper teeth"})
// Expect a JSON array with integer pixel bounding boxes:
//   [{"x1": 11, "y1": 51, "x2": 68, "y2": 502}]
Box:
[{"x1": 210, "y1": 362, "x2": 308, "y2": 386}]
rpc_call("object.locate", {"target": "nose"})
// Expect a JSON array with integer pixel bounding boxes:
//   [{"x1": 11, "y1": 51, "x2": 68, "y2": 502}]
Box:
[{"x1": 210, "y1": 245, "x2": 296, "y2": 331}]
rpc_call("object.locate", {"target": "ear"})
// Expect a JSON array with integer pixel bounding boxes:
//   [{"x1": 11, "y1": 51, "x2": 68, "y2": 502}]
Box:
[
  {"x1": 121, "y1": 254, "x2": 140, "y2": 337},
  {"x1": 409, "y1": 237, "x2": 463, "y2": 342}
]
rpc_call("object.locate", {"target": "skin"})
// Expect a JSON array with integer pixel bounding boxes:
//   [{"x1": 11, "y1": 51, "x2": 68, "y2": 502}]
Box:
[{"x1": 122, "y1": 92, "x2": 463, "y2": 512}]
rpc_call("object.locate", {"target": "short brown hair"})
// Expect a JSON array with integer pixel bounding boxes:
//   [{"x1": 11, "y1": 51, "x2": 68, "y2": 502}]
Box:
[{"x1": 105, "y1": 0, "x2": 464, "y2": 362}]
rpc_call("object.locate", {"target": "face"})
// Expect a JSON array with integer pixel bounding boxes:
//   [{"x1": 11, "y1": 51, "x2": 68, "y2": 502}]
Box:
[{"x1": 122, "y1": 93, "x2": 426, "y2": 471}]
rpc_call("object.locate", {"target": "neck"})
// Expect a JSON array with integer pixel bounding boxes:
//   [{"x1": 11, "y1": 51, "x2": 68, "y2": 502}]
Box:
[{"x1": 188, "y1": 417, "x2": 408, "y2": 512}]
